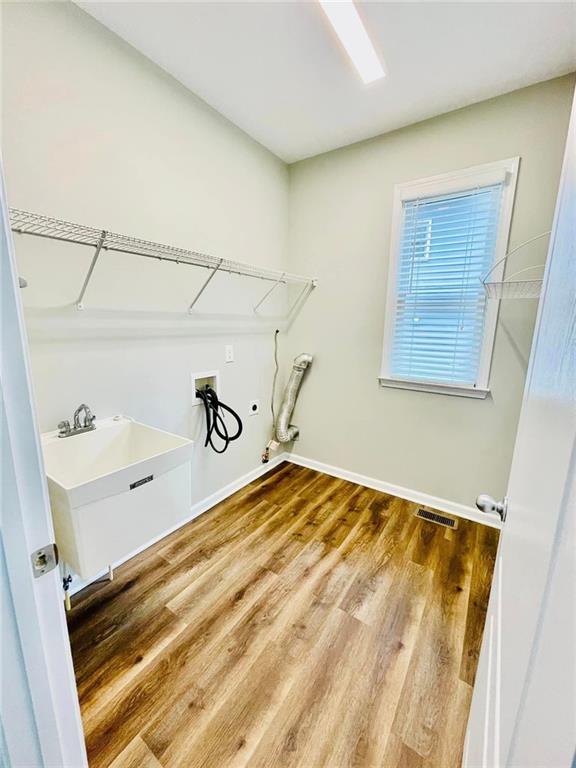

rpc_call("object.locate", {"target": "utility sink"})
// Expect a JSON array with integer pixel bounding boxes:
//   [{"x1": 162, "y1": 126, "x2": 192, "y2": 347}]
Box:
[{"x1": 42, "y1": 416, "x2": 194, "y2": 579}]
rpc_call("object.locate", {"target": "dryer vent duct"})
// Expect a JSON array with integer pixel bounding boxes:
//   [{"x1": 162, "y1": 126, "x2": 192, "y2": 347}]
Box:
[{"x1": 275, "y1": 353, "x2": 313, "y2": 443}]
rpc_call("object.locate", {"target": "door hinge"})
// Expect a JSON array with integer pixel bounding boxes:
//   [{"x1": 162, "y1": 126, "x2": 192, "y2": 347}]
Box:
[{"x1": 31, "y1": 543, "x2": 59, "y2": 578}]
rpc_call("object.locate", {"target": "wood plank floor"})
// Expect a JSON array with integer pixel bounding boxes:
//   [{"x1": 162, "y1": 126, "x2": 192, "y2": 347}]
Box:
[{"x1": 67, "y1": 462, "x2": 499, "y2": 768}]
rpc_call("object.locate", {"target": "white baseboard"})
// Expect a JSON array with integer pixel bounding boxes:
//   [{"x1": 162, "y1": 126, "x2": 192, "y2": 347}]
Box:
[
  {"x1": 287, "y1": 453, "x2": 502, "y2": 530},
  {"x1": 68, "y1": 451, "x2": 290, "y2": 596},
  {"x1": 68, "y1": 448, "x2": 499, "y2": 597}
]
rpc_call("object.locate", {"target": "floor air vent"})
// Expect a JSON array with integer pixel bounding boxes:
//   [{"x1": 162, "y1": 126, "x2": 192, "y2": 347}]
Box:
[{"x1": 416, "y1": 508, "x2": 457, "y2": 529}]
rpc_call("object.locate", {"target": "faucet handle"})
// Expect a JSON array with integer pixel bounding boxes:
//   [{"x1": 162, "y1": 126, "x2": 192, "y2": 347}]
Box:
[
  {"x1": 58, "y1": 420, "x2": 71, "y2": 436},
  {"x1": 85, "y1": 412, "x2": 96, "y2": 427}
]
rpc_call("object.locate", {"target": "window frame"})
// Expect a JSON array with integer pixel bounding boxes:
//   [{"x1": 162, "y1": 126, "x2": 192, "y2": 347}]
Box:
[{"x1": 379, "y1": 157, "x2": 520, "y2": 399}]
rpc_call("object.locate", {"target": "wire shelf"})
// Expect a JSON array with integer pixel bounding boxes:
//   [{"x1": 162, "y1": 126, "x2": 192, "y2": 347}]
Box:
[
  {"x1": 10, "y1": 207, "x2": 317, "y2": 315},
  {"x1": 10, "y1": 208, "x2": 315, "y2": 287},
  {"x1": 482, "y1": 231, "x2": 548, "y2": 300},
  {"x1": 483, "y1": 276, "x2": 543, "y2": 299}
]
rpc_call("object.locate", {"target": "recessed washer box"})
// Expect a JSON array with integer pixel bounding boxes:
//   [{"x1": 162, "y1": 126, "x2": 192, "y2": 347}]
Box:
[
  {"x1": 41, "y1": 415, "x2": 194, "y2": 579},
  {"x1": 191, "y1": 369, "x2": 220, "y2": 406}
]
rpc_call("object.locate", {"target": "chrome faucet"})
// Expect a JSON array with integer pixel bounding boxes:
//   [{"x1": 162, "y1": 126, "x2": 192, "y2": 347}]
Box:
[{"x1": 58, "y1": 404, "x2": 96, "y2": 438}]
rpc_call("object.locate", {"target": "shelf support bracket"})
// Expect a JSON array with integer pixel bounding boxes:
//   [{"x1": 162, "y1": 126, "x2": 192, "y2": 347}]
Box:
[
  {"x1": 253, "y1": 272, "x2": 286, "y2": 312},
  {"x1": 76, "y1": 230, "x2": 107, "y2": 310},
  {"x1": 287, "y1": 280, "x2": 316, "y2": 318},
  {"x1": 188, "y1": 259, "x2": 223, "y2": 313}
]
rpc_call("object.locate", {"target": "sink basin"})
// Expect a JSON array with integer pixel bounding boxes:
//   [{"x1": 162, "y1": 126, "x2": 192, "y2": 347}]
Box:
[{"x1": 42, "y1": 415, "x2": 194, "y2": 579}]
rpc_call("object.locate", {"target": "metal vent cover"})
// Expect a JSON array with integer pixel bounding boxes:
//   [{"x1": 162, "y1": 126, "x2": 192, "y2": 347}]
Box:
[{"x1": 415, "y1": 508, "x2": 458, "y2": 529}]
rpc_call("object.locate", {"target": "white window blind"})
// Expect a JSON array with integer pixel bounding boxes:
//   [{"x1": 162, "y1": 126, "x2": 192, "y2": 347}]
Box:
[{"x1": 389, "y1": 184, "x2": 503, "y2": 388}]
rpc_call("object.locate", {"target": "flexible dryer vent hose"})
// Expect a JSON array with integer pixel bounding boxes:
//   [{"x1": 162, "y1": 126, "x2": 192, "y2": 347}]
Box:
[{"x1": 275, "y1": 353, "x2": 313, "y2": 443}]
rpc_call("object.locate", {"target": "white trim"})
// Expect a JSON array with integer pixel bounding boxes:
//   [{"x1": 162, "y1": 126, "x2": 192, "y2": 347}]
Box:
[
  {"x1": 68, "y1": 445, "x2": 501, "y2": 598},
  {"x1": 380, "y1": 157, "x2": 520, "y2": 397},
  {"x1": 465, "y1": 88, "x2": 576, "y2": 768},
  {"x1": 378, "y1": 377, "x2": 490, "y2": 399},
  {"x1": 0, "y1": 161, "x2": 88, "y2": 766},
  {"x1": 287, "y1": 453, "x2": 502, "y2": 529},
  {"x1": 397, "y1": 161, "x2": 510, "y2": 201},
  {"x1": 69, "y1": 452, "x2": 289, "y2": 595}
]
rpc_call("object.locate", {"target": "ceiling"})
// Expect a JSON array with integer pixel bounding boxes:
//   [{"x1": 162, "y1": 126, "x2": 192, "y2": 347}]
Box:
[{"x1": 78, "y1": 1, "x2": 576, "y2": 163}]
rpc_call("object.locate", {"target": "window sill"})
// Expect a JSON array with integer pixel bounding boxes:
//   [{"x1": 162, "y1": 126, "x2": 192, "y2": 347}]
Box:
[{"x1": 378, "y1": 377, "x2": 490, "y2": 399}]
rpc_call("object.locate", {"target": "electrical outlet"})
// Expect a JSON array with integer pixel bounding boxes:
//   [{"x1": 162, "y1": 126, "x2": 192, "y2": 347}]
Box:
[
  {"x1": 225, "y1": 345, "x2": 234, "y2": 363},
  {"x1": 249, "y1": 399, "x2": 260, "y2": 416}
]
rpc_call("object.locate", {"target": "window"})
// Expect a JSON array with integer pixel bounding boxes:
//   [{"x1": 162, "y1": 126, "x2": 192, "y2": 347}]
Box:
[{"x1": 379, "y1": 158, "x2": 519, "y2": 398}]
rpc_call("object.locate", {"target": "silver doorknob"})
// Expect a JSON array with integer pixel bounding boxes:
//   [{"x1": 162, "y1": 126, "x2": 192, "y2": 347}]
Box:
[{"x1": 476, "y1": 494, "x2": 507, "y2": 522}]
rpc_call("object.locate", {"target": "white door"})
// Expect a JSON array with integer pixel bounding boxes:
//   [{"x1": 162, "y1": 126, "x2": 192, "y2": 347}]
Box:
[
  {"x1": 464, "y1": 93, "x2": 576, "y2": 767},
  {"x1": 0, "y1": 162, "x2": 87, "y2": 767}
]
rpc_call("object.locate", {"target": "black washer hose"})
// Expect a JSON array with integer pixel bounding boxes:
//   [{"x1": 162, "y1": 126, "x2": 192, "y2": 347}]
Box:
[{"x1": 195, "y1": 385, "x2": 243, "y2": 454}]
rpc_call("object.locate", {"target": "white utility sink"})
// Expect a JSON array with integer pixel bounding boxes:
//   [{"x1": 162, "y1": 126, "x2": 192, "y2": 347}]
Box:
[{"x1": 42, "y1": 415, "x2": 194, "y2": 579}]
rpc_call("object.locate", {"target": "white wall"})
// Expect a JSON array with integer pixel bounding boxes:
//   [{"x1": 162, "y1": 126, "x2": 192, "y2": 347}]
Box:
[
  {"x1": 2, "y1": 2, "x2": 574, "y2": 520},
  {"x1": 1, "y1": 2, "x2": 288, "y2": 512},
  {"x1": 286, "y1": 75, "x2": 575, "y2": 507}
]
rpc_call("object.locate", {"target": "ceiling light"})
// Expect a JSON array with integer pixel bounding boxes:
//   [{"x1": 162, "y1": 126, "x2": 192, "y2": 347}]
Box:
[{"x1": 319, "y1": 0, "x2": 385, "y2": 84}]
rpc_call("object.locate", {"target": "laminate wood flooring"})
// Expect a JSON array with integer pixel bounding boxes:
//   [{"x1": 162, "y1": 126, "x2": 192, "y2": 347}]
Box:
[{"x1": 67, "y1": 462, "x2": 499, "y2": 768}]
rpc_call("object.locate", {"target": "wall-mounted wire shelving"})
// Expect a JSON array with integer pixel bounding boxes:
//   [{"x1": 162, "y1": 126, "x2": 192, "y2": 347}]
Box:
[
  {"x1": 10, "y1": 208, "x2": 317, "y2": 315},
  {"x1": 482, "y1": 231, "x2": 550, "y2": 300}
]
